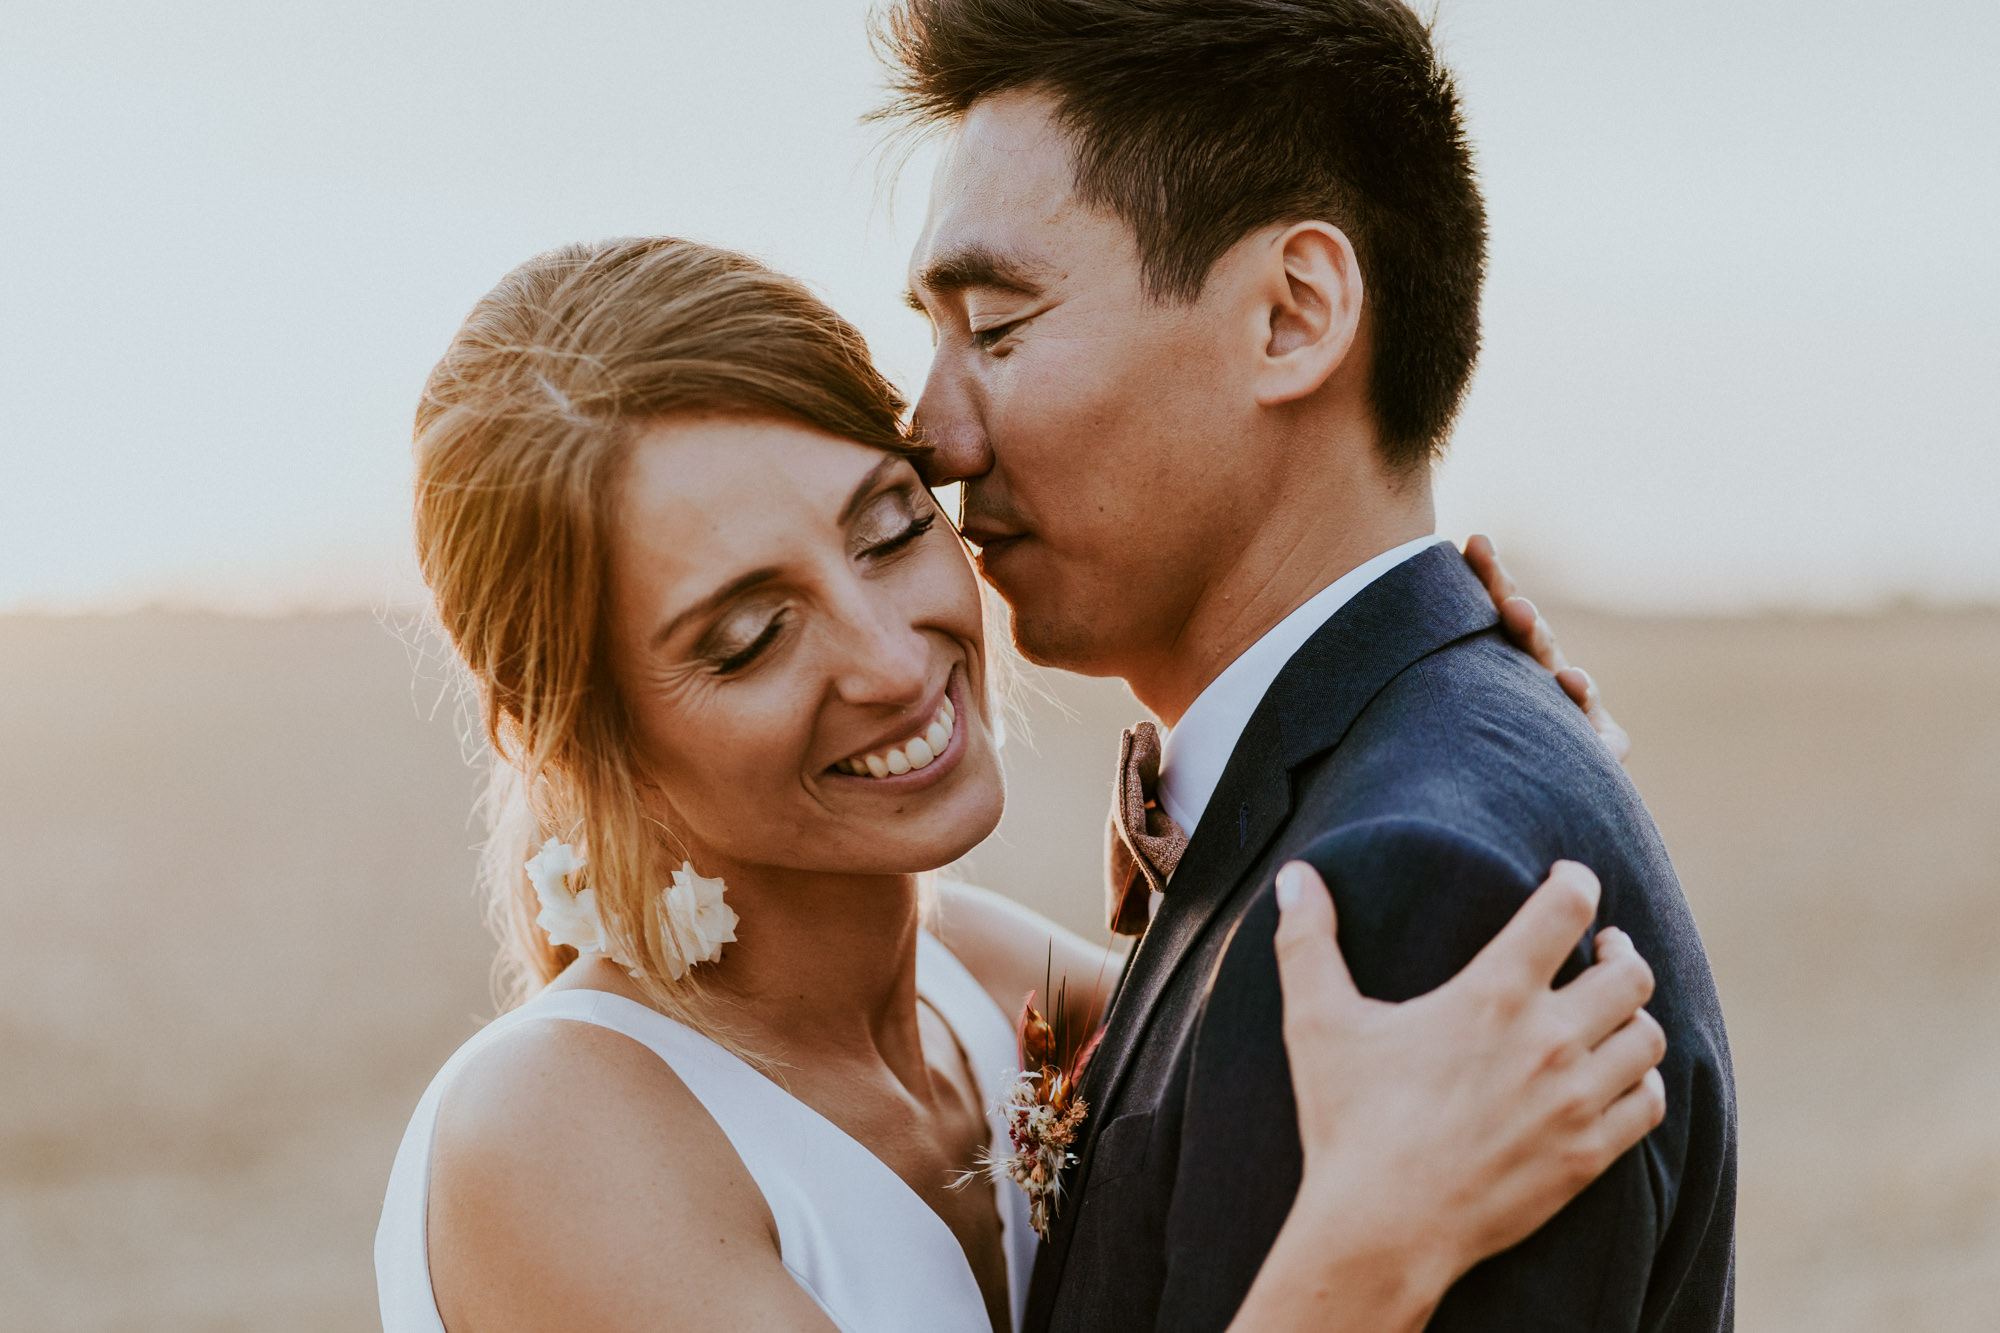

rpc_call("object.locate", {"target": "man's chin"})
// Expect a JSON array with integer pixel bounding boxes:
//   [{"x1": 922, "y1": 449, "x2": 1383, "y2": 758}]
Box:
[
  {"x1": 971, "y1": 531, "x2": 1031, "y2": 586},
  {"x1": 976, "y1": 543, "x2": 1106, "y2": 672},
  {"x1": 1009, "y1": 613, "x2": 1118, "y2": 674}
]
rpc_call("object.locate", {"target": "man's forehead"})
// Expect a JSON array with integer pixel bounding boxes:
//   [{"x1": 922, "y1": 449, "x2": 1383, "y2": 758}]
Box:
[{"x1": 911, "y1": 92, "x2": 1078, "y2": 280}]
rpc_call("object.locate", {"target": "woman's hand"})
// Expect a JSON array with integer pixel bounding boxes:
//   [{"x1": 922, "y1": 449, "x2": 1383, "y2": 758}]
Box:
[
  {"x1": 1465, "y1": 534, "x2": 1631, "y2": 763},
  {"x1": 1227, "y1": 859, "x2": 1665, "y2": 1332}
]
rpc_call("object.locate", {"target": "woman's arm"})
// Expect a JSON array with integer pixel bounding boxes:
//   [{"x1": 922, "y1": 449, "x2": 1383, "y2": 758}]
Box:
[
  {"x1": 929, "y1": 878, "x2": 1127, "y2": 1058},
  {"x1": 426, "y1": 1018, "x2": 842, "y2": 1333},
  {"x1": 1227, "y1": 860, "x2": 1666, "y2": 1332}
]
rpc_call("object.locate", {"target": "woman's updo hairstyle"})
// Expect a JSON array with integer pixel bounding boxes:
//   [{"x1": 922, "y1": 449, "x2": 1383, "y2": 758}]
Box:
[{"x1": 414, "y1": 237, "x2": 919, "y2": 1020}]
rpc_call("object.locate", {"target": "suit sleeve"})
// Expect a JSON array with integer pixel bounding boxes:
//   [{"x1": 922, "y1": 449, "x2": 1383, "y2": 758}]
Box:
[{"x1": 1155, "y1": 818, "x2": 1671, "y2": 1333}]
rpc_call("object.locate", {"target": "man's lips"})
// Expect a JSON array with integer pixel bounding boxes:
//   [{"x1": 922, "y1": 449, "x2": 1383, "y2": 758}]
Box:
[{"x1": 958, "y1": 520, "x2": 1026, "y2": 551}]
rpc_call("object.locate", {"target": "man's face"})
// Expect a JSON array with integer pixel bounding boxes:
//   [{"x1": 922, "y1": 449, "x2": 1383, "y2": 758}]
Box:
[{"x1": 907, "y1": 91, "x2": 1278, "y2": 677}]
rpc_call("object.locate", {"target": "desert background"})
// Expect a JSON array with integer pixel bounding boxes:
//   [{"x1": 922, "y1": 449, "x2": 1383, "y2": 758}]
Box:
[{"x1": 1, "y1": 602, "x2": 1994, "y2": 1330}]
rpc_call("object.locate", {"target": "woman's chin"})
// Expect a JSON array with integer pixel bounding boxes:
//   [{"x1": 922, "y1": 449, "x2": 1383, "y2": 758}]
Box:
[
  {"x1": 925, "y1": 793, "x2": 1007, "y2": 871},
  {"x1": 824, "y1": 767, "x2": 1006, "y2": 876}
]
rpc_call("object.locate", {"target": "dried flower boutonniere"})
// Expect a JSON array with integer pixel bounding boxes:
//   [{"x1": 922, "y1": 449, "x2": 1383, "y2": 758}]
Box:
[{"x1": 976, "y1": 976, "x2": 1102, "y2": 1240}]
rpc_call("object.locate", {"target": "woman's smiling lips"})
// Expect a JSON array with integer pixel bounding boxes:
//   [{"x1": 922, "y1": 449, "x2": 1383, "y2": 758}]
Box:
[{"x1": 825, "y1": 668, "x2": 969, "y2": 792}]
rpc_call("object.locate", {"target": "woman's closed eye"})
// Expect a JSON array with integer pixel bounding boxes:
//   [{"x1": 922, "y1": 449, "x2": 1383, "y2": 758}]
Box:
[
  {"x1": 850, "y1": 488, "x2": 938, "y2": 560},
  {"x1": 702, "y1": 604, "x2": 789, "y2": 675},
  {"x1": 866, "y1": 509, "x2": 936, "y2": 558},
  {"x1": 699, "y1": 493, "x2": 937, "y2": 676}
]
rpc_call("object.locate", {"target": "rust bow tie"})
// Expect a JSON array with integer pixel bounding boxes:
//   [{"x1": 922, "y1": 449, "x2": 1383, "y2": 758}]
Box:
[{"x1": 1106, "y1": 720, "x2": 1191, "y2": 936}]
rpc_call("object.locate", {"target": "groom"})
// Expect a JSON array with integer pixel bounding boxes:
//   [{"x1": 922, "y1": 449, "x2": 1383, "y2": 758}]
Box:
[{"x1": 883, "y1": 1, "x2": 1736, "y2": 1329}]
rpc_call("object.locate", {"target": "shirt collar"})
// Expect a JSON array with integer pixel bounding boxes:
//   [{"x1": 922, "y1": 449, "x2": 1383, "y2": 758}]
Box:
[{"x1": 1155, "y1": 535, "x2": 1444, "y2": 834}]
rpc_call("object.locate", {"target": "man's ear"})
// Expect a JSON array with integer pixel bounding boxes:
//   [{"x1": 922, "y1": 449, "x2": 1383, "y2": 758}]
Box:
[{"x1": 1254, "y1": 222, "x2": 1364, "y2": 407}]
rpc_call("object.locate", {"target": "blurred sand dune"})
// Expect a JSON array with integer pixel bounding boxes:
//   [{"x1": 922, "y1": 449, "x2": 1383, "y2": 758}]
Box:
[{"x1": 1, "y1": 608, "x2": 1995, "y2": 1330}]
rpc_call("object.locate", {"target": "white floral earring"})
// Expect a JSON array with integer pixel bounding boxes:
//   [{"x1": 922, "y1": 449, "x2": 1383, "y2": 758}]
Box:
[
  {"x1": 658, "y1": 862, "x2": 738, "y2": 980},
  {"x1": 524, "y1": 837, "x2": 738, "y2": 981},
  {"x1": 525, "y1": 837, "x2": 619, "y2": 960}
]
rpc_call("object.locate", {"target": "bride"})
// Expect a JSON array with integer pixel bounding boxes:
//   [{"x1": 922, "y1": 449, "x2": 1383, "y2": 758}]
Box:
[{"x1": 377, "y1": 237, "x2": 1667, "y2": 1333}]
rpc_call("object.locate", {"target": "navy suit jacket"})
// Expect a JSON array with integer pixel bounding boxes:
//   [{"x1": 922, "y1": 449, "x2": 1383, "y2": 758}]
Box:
[{"x1": 1024, "y1": 544, "x2": 1736, "y2": 1332}]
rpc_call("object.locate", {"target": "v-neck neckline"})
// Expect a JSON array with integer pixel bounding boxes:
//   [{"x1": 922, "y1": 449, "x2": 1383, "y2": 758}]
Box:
[{"x1": 540, "y1": 948, "x2": 1010, "y2": 1325}]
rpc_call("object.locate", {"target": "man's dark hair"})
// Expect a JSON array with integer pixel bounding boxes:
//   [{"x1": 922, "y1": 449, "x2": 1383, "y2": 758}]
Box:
[{"x1": 872, "y1": 0, "x2": 1487, "y2": 468}]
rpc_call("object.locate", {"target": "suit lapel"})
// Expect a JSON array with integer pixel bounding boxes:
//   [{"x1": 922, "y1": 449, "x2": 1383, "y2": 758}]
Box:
[
  {"x1": 1036, "y1": 545, "x2": 1503, "y2": 1290},
  {"x1": 1069, "y1": 706, "x2": 1291, "y2": 1144}
]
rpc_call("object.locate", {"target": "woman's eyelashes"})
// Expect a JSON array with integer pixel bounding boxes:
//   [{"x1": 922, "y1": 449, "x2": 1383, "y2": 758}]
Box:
[
  {"x1": 865, "y1": 510, "x2": 937, "y2": 559},
  {"x1": 850, "y1": 488, "x2": 937, "y2": 559},
  {"x1": 698, "y1": 597, "x2": 790, "y2": 675}
]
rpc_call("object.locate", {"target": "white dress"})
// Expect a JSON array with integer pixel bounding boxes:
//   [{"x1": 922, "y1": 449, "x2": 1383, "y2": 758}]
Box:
[{"x1": 376, "y1": 931, "x2": 1036, "y2": 1332}]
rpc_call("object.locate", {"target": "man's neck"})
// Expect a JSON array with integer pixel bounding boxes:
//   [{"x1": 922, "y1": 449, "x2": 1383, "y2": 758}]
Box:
[{"x1": 1125, "y1": 476, "x2": 1435, "y2": 726}]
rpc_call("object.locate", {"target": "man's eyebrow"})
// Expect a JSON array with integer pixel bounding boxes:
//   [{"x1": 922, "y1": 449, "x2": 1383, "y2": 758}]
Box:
[
  {"x1": 651, "y1": 455, "x2": 907, "y2": 648},
  {"x1": 913, "y1": 244, "x2": 1050, "y2": 299}
]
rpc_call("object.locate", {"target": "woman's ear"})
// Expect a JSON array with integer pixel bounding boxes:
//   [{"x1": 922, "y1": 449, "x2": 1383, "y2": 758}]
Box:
[{"x1": 1255, "y1": 222, "x2": 1364, "y2": 407}]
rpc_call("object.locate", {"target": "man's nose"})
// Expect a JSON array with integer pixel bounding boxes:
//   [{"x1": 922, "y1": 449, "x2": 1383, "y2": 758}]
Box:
[{"x1": 911, "y1": 356, "x2": 993, "y2": 487}]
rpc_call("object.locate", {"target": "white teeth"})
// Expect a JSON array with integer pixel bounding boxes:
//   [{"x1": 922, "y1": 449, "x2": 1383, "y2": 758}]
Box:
[{"x1": 841, "y1": 697, "x2": 956, "y2": 780}]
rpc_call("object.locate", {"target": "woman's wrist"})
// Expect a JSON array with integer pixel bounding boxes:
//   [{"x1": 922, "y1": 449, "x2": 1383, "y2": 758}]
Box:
[{"x1": 1226, "y1": 1172, "x2": 1457, "y2": 1333}]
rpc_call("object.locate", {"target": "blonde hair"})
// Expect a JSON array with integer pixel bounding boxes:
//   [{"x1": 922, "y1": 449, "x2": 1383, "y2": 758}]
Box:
[{"x1": 413, "y1": 237, "x2": 920, "y2": 1026}]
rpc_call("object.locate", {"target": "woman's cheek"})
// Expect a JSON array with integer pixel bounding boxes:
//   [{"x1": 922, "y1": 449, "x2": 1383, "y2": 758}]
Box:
[
  {"x1": 701, "y1": 692, "x2": 824, "y2": 840},
  {"x1": 926, "y1": 535, "x2": 989, "y2": 644}
]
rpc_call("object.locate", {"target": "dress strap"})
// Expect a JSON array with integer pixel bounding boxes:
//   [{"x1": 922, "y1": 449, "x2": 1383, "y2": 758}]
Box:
[
  {"x1": 516, "y1": 986, "x2": 993, "y2": 1332},
  {"x1": 917, "y1": 925, "x2": 1037, "y2": 1328},
  {"x1": 917, "y1": 927, "x2": 1021, "y2": 1102},
  {"x1": 381, "y1": 941, "x2": 1031, "y2": 1333}
]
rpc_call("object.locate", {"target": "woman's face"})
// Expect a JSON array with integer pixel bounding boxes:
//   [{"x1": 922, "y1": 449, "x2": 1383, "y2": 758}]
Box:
[{"x1": 603, "y1": 415, "x2": 1004, "y2": 881}]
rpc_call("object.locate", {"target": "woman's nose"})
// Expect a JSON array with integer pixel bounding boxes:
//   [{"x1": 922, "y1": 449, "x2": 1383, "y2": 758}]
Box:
[{"x1": 830, "y1": 600, "x2": 933, "y2": 708}]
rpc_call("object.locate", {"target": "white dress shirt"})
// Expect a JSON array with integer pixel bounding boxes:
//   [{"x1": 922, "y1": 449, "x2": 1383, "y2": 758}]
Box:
[{"x1": 1155, "y1": 535, "x2": 1445, "y2": 836}]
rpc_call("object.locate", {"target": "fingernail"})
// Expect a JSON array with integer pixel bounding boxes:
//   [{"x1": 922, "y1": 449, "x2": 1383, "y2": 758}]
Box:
[{"x1": 1275, "y1": 863, "x2": 1303, "y2": 911}]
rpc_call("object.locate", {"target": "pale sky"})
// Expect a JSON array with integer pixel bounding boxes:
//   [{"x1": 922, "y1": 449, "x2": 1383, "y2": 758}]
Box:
[{"x1": 4, "y1": 0, "x2": 1995, "y2": 615}]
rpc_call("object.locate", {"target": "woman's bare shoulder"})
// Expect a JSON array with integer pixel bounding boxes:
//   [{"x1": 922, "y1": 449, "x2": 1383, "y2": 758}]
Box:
[
  {"x1": 430, "y1": 1013, "x2": 743, "y2": 1199},
  {"x1": 425, "y1": 1014, "x2": 831, "y2": 1333}
]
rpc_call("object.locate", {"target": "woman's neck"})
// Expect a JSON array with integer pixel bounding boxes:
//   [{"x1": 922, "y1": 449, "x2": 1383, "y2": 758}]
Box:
[
  {"x1": 689, "y1": 866, "x2": 932, "y2": 1088},
  {"x1": 715, "y1": 867, "x2": 922, "y2": 1025}
]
